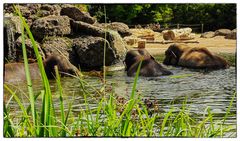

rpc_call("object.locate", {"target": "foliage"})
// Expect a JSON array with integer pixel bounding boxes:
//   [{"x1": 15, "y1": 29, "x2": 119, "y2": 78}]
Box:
[
  {"x1": 73, "y1": 4, "x2": 89, "y2": 12},
  {"x1": 88, "y1": 4, "x2": 236, "y2": 31},
  {"x1": 89, "y1": 4, "x2": 173, "y2": 24}
]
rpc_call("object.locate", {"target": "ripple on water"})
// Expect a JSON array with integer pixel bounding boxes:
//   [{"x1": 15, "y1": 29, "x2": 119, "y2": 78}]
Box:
[{"x1": 4, "y1": 66, "x2": 236, "y2": 136}]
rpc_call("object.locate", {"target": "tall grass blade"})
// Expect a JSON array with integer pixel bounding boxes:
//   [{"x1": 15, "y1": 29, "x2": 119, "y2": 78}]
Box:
[
  {"x1": 20, "y1": 20, "x2": 36, "y2": 135},
  {"x1": 222, "y1": 92, "x2": 236, "y2": 125},
  {"x1": 55, "y1": 66, "x2": 66, "y2": 136},
  {"x1": 4, "y1": 84, "x2": 33, "y2": 133},
  {"x1": 103, "y1": 5, "x2": 107, "y2": 96},
  {"x1": 15, "y1": 5, "x2": 56, "y2": 136},
  {"x1": 160, "y1": 108, "x2": 173, "y2": 136}
]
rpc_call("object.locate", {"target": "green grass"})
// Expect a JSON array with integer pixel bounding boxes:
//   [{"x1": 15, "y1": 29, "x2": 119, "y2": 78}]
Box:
[{"x1": 3, "y1": 5, "x2": 236, "y2": 137}]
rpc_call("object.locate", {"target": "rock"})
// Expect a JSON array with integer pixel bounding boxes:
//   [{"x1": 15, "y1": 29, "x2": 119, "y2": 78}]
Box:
[
  {"x1": 4, "y1": 16, "x2": 22, "y2": 62},
  {"x1": 15, "y1": 37, "x2": 45, "y2": 62},
  {"x1": 72, "y1": 36, "x2": 116, "y2": 69},
  {"x1": 31, "y1": 15, "x2": 71, "y2": 40},
  {"x1": 42, "y1": 37, "x2": 73, "y2": 59},
  {"x1": 4, "y1": 16, "x2": 22, "y2": 35},
  {"x1": 95, "y1": 22, "x2": 132, "y2": 37},
  {"x1": 27, "y1": 15, "x2": 40, "y2": 27},
  {"x1": 38, "y1": 4, "x2": 61, "y2": 17},
  {"x1": 215, "y1": 29, "x2": 232, "y2": 36},
  {"x1": 61, "y1": 4, "x2": 96, "y2": 24},
  {"x1": 27, "y1": 4, "x2": 41, "y2": 15},
  {"x1": 70, "y1": 20, "x2": 104, "y2": 37},
  {"x1": 225, "y1": 29, "x2": 236, "y2": 39},
  {"x1": 15, "y1": 5, "x2": 31, "y2": 18},
  {"x1": 200, "y1": 31, "x2": 215, "y2": 38},
  {"x1": 4, "y1": 4, "x2": 14, "y2": 14},
  {"x1": 106, "y1": 30, "x2": 127, "y2": 60},
  {"x1": 71, "y1": 20, "x2": 127, "y2": 60}
]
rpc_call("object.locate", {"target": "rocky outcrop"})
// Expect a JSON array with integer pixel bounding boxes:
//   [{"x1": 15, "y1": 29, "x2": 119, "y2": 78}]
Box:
[
  {"x1": 225, "y1": 29, "x2": 236, "y2": 39},
  {"x1": 42, "y1": 37, "x2": 73, "y2": 58},
  {"x1": 72, "y1": 36, "x2": 116, "y2": 69},
  {"x1": 95, "y1": 22, "x2": 132, "y2": 37},
  {"x1": 71, "y1": 20, "x2": 127, "y2": 60},
  {"x1": 61, "y1": 4, "x2": 96, "y2": 24},
  {"x1": 4, "y1": 4, "x2": 127, "y2": 72},
  {"x1": 201, "y1": 29, "x2": 236, "y2": 39},
  {"x1": 106, "y1": 30, "x2": 127, "y2": 60},
  {"x1": 200, "y1": 31, "x2": 215, "y2": 38},
  {"x1": 31, "y1": 15, "x2": 71, "y2": 39},
  {"x1": 214, "y1": 29, "x2": 232, "y2": 36},
  {"x1": 38, "y1": 4, "x2": 61, "y2": 17},
  {"x1": 15, "y1": 37, "x2": 44, "y2": 62},
  {"x1": 71, "y1": 20, "x2": 105, "y2": 36}
]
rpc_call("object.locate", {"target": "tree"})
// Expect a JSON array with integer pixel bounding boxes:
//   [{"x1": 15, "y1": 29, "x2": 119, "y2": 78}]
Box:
[{"x1": 88, "y1": 4, "x2": 236, "y2": 31}]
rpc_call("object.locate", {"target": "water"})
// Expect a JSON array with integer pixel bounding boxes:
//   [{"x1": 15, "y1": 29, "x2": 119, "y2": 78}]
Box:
[{"x1": 4, "y1": 64, "x2": 236, "y2": 137}]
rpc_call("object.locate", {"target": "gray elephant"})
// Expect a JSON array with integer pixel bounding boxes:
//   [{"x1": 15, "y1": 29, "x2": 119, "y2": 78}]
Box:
[
  {"x1": 163, "y1": 44, "x2": 229, "y2": 69},
  {"x1": 4, "y1": 55, "x2": 81, "y2": 83},
  {"x1": 124, "y1": 49, "x2": 172, "y2": 77}
]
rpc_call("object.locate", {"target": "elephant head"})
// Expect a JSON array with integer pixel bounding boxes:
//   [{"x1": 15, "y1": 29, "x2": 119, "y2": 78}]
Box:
[
  {"x1": 163, "y1": 43, "x2": 229, "y2": 69},
  {"x1": 163, "y1": 44, "x2": 187, "y2": 66},
  {"x1": 4, "y1": 55, "x2": 82, "y2": 83},
  {"x1": 43, "y1": 55, "x2": 82, "y2": 78},
  {"x1": 124, "y1": 49, "x2": 172, "y2": 77}
]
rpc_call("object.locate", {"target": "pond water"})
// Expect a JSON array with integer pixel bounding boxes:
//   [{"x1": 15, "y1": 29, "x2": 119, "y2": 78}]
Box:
[{"x1": 4, "y1": 55, "x2": 237, "y2": 137}]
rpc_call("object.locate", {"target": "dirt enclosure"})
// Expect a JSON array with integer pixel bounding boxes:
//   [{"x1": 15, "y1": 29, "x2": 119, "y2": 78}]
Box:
[{"x1": 128, "y1": 33, "x2": 236, "y2": 55}]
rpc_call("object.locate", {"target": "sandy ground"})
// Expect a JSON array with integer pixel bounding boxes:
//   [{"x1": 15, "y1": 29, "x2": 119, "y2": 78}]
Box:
[{"x1": 128, "y1": 34, "x2": 236, "y2": 55}]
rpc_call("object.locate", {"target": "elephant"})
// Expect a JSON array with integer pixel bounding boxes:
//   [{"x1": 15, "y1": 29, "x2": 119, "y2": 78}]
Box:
[
  {"x1": 163, "y1": 44, "x2": 229, "y2": 69},
  {"x1": 124, "y1": 49, "x2": 173, "y2": 77},
  {"x1": 4, "y1": 55, "x2": 82, "y2": 83}
]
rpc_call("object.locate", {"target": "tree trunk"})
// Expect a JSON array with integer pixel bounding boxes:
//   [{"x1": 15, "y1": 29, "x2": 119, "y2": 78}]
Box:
[{"x1": 162, "y1": 28, "x2": 195, "y2": 40}]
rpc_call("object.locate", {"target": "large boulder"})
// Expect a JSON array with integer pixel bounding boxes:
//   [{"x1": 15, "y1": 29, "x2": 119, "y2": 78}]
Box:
[
  {"x1": 225, "y1": 29, "x2": 236, "y2": 39},
  {"x1": 15, "y1": 5, "x2": 31, "y2": 18},
  {"x1": 200, "y1": 31, "x2": 215, "y2": 38},
  {"x1": 71, "y1": 20, "x2": 105, "y2": 37},
  {"x1": 95, "y1": 22, "x2": 132, "y2": 37},
  {"x1": 215, "y1": 29, "x2": 232, "y2": 36},
  {"x1": 38, "y1": 4, "x2": 61, "y2": 17},
  {"x1": 60, "y1": 4, "x2": 96, "y2": 24},
  {"x1": 31, "y1": 15, "x2": 71, "y2": 40},
  {"x1": 71, "y1": 20, "x2": 127, "y2": 60},
  {"x1": 4, "y1": 4, "x2": 41, "y2": 16},
  {"x1": 15, "y1": 37, "x2": 45, "y2": 62},
  {"x1": 42, "y1": 37, "x2": 73, "y2": 58},
  {"x1": 72, "y1": 36, "x2": 116, "y2": 69},
  {"x1": 107, "y1": 30, "x2": 127, "y2": 60}
]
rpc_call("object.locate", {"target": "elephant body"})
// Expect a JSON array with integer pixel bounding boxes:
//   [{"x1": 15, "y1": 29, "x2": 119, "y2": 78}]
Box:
[
  {"x1": 124, "y1": 49, "x2": 172, "y2": 77},
  {"x1": 163, "y1": 44, "x2": 229, "y2": 69},
  {"x1": 4, "y1": 55, "x2": 81, "y2": 83}
]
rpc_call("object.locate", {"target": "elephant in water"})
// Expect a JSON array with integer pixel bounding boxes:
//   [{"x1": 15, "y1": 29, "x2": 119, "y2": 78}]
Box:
[
  {"x1": 163, "y1": 44, "x2": 229, "y2": 69},
  {"x1": 124, "y1": 49, "x2": 172, "y2": 77},
  {"x1": 4, "y1": 55, "x2": 82, "y2": 83}
]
